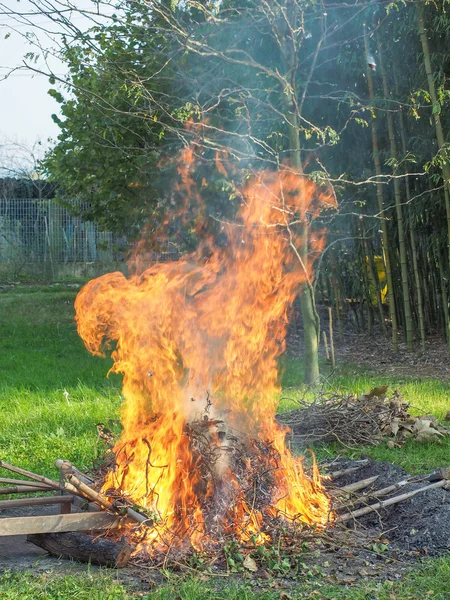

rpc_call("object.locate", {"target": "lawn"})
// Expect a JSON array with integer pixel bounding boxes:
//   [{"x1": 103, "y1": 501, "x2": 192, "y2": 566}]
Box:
[{"x1": 1, "y1": 285, "x2": 449, "y2": 599}]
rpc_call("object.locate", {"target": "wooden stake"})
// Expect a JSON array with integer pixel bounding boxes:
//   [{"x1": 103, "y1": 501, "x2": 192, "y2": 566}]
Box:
[
  {"x1": 0, "y1": 485, "x2": 56, "y2": 495},
  {"x1": 337, "y1": 479, "x2": 448, "y2": 523},
  {"x1": 328, "y1": 306, "x2": 336, "y2": 369},
  {"x1": 322, "y1": 331, "x2": 330, "y2": 362}
]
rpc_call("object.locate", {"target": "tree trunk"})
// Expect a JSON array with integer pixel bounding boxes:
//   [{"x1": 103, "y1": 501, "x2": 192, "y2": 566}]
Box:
[
  {"x1": 364, "y1": 28, "x2": 398, "y2": 351},
  {"x1": 397, "y1": 105, "x2": 426, "y2": 348},
  {"x1": 417, "y1": 3, "x2": 450, "y2": 350},
  {"x1": 378, "y1": 36, "x2": 413, "y2": 350}
]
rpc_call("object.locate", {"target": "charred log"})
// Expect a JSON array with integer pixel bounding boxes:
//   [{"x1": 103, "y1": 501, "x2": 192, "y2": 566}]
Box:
[{"x1": 27, "y1": 532, "x2": 132, "y2": 567}]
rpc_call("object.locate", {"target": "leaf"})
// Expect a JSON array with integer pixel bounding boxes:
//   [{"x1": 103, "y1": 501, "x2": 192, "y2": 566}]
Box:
[
  {"x1": 390, "y1": 418, "x2": 400, "y2": 436},
  {"x1": 243, "y1": 555, "x2": 258, "y2": 572},
  {"x1": 413, "y1": 418, "x2": 444, "y2": 442},
  {"x1": 366, "y1": 386, "x2": 388, "y2": 399}
]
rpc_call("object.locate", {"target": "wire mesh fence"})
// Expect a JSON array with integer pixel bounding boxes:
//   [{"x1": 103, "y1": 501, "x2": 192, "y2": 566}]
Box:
[
  {"x1": 0, "y1": 199, "x2": 122, "y2": 280},
  {"x1": 0, "y1": 198, "x2": 182, "y2": 281}
]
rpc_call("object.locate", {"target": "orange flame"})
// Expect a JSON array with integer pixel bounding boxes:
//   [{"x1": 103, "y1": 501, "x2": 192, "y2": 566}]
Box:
[{"x1": 75, "y1": 164, "x2": 336, "y2": 554}]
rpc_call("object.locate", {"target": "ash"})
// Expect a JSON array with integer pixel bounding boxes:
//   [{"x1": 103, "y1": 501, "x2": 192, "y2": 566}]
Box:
[{"x1": 327, "y1": 457, "x2": 450, "y2": 556}]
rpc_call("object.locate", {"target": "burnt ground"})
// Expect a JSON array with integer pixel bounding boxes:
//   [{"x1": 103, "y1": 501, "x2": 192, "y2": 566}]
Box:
[
  {"x1": 328, "y1": 458, "x2": 450, "y2": 557},
  {"x1": 1, "y1": 457, "x2": 449, "y2": 588},
  {"x1": 287, "y1": 456, "x2": 450, "y2": 586}
]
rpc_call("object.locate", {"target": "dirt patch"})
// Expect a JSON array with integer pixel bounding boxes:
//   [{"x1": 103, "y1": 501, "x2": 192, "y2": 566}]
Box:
[
  {"x1": 334, "y1": 334, "x2": 450, "y2": 380},
  {"x1": 287, "y1": 302, "x2": 450, "y2": 380}
]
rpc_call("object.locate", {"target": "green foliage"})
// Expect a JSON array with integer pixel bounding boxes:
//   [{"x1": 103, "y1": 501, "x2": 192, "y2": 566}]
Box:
[{"x1": 42, "y1": 4, "x2": 182, "y2": 234}]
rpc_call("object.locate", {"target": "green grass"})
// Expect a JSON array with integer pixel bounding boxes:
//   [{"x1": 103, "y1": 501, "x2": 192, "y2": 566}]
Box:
[
  {"x1": 1, "y1": 285, "x2": 450, "y2": 598},
  {"x1": 0, "y1": 286, "x2": 123, "y2": 476},
  {"x1": 0, "y1": 557, "x2": 449, "y2": 599}
]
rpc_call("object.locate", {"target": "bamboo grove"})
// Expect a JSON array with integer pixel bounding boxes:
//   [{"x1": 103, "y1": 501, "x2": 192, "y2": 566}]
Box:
[{"x1": 4, "y1": 0, "x2": 450, "y2": 378}]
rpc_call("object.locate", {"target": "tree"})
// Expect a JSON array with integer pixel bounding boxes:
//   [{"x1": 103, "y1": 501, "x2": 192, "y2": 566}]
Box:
[{"x1": 6, "y1": 0, "x2": 450, "y2": 368}]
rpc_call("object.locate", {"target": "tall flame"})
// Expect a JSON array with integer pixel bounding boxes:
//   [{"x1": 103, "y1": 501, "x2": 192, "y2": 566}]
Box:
[{"x1": 75, "y1": 166, "x2": 336, "y2": 554}]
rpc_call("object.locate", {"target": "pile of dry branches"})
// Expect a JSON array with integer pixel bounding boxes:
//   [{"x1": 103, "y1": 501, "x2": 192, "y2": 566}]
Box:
[{"x1": 277, "y1": 387, "x2": 450, "y2": 448}]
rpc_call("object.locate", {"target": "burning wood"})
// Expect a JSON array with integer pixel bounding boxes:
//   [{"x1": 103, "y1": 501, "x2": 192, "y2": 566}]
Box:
[{"x1": 73, "y1": 169, "x2": 335, "y2": 556}]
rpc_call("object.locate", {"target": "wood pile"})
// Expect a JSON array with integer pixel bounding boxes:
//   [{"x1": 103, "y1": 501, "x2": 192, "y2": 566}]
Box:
[{"x1": 277, "y1": 387, "x2": 450, "y2": 447}]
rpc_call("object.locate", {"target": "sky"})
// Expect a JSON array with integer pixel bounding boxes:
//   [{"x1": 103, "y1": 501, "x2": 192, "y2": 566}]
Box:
[
  {"x1": 0, "y1": 9, "x2": 64, "y2": 153},
  {"x1": 0, "y1": 0, "x2": 115, "y2": 168}
]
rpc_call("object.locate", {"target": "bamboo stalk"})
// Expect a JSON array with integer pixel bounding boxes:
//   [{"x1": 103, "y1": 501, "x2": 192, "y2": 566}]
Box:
[
  {"x1": 417, "y1": 3, "x2": 450, "y2": 352},
  {"x1": 54, "y1": 460, "x2": 95, "y2": 485},
  {"x1": 437, "y1": 244, "x2": 449, "y2": 342},
  {"x1": 337, "y1": 479, "x2": 448, "y2": 523},
  {"x1": 0, "y1": 485, "x2": 55, "y2": 495},
  {"x1": 365, "y1": 236, "x2": 387, "y2": 335},
  {"x1": 0, "y1": 496, "x2": 75, "y2": 509},
  {"x1": 378, "y1": 33, "x2": 413, "y2": 351},
  {"x1": 322, "y1": 331, "x2": 330, "y2": 361},
  {"x1": 66, "y1": 475, "x2": 148, "y2": 525},
  {"x1": 357, "y1": 222, "x2": 374, "y2": 337},
  {"x1": 340, "y1": 477, "x2": 419, "y2": 510},
  {"x1": 327, "y1": 461, "x2": 369, "y2": 480},
  {"x1": 66, "y1": 474, "x2": 114, "y2": 510},
  {"x1": 328, "y1": 306, "x2": 336, "y2": 369},
  {"x1": 330, "y1": 254, "x2": 343, "y2": 342},
  {"x1": 395, "y1": 83, "x2": 426, "y2": 349},
  {"x1": 336, "y1": 475, "x2": 379, "y2": 494},
  {"x1": 0, "y1": 461, "x2": 63, "y2": 491},
  {"x1": 0, "y1": 461, "x2": 82, "y2": 497},
  {"x1": 364, "y1": 27, "x2": 398, "y2": 352},
  {"x1": 0, "y1": 477, "x2": 54, "y2": 489}
]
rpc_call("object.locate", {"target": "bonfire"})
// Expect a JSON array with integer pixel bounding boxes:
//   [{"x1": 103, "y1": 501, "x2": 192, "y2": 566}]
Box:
[{"x1": 74, "y1": 164, "x2": 336, "y2": 558}]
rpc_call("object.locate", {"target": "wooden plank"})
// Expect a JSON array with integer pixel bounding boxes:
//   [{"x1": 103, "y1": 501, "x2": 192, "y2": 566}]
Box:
[
  {"x1": 0, "y1": 496, "x2": 75, "y2": 509},
  {"x1": 0, "y1": 512, "x2": 128, "y2": 536}
]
